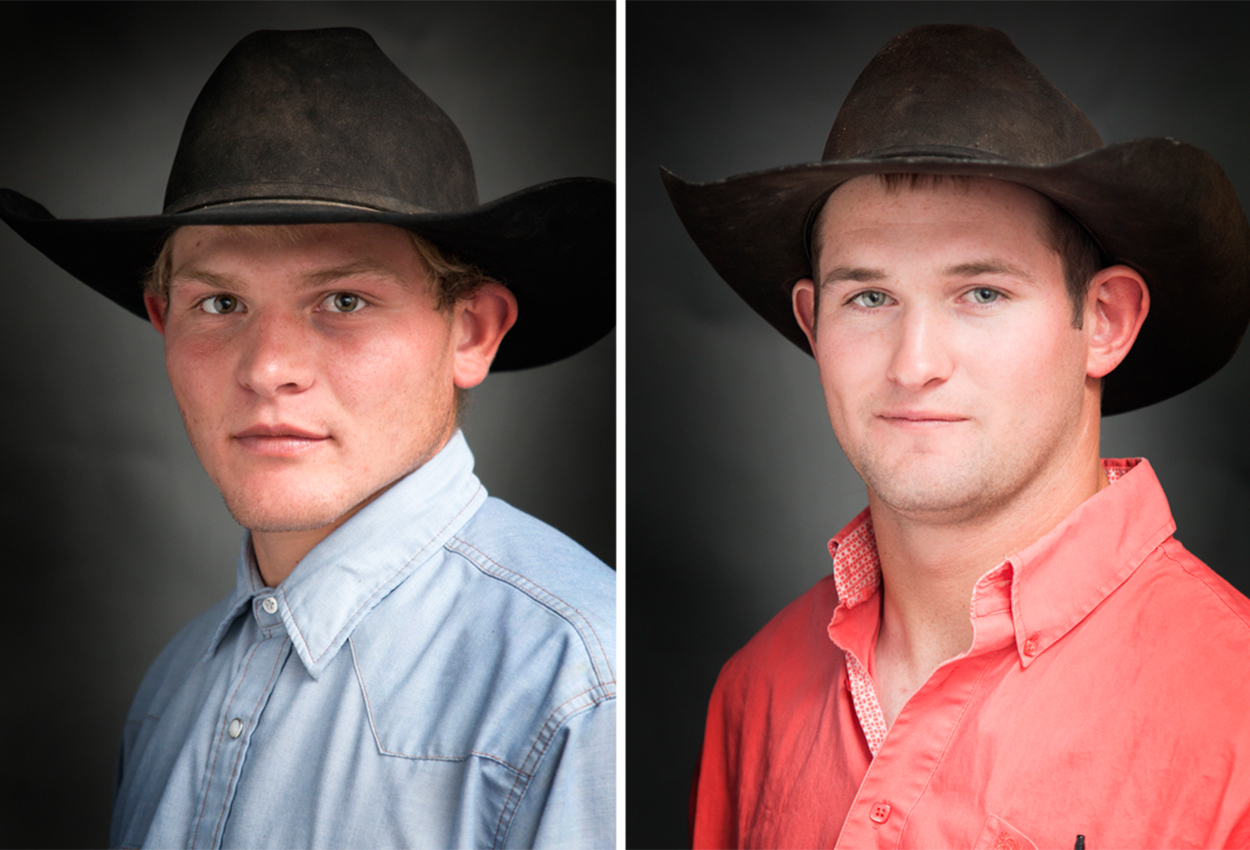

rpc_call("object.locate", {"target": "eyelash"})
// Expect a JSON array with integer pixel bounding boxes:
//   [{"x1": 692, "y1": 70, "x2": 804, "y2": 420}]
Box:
[
  {"x1": 197, "y1": 293, "x2": 241, "y2": 315},
  {"x1": 843, "y1": 287, "x2": 1006, "y2": 310},
  {"x1": 322, "y1": 292, "x2": 368, "y2": 313},
  {"x1": 192, "y1": 292, "x2": 370, "y2": 315}
]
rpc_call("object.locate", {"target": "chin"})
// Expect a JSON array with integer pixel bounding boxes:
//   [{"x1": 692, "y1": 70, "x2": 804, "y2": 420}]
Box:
[
  {"x1": 218, "y1": 481, "x2": 364, "y2": 534},
  {"x1": 858, "y1": 452, "x2": 1004, "y2": 519},
  {"x1": 226, "y1": 499, "x2": 352, "y2": 534}
]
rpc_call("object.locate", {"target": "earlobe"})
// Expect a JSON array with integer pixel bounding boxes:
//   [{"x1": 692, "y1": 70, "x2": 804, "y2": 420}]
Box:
[
  {"x1": 452, "y1": 283, "x2": 519, "y2": 389},
  {"x1": 144, "y1": 292, "x2": 169, "y2": 336},
  {"x1": 793, "y1": 279, "x2": 819, "y2": 349},
  {"x1": 1085, "y1": 265, "x2": 1150, "y2": 379}
]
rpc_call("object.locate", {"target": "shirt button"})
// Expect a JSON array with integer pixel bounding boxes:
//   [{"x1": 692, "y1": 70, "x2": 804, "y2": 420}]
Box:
[
  {"x1": 1023, "y1": 635, "x2": 1039, "y2": 657},
  {"x1": 227, "y1": 718, "x2": 243, "y2": 739},
  {"x1": 869, "y1": 801, "x2": 891, "y2": 824},
  {"x1": 261, "y1": 597, "x2": 278, "y2": 614}
]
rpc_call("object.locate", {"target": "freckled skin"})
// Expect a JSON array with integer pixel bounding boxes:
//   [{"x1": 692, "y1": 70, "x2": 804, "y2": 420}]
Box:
[{"x1": 152, "y1": 224, "x2": 464, "y2": 537}]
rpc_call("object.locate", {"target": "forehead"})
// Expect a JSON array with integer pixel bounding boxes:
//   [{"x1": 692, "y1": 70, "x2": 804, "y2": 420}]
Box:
[
  {"x1": 167, "y1": 222, "x2": 427, "y2": 281},
  {"x1": 813, "y1": 175, "x2": 1054, "y2": 268}
]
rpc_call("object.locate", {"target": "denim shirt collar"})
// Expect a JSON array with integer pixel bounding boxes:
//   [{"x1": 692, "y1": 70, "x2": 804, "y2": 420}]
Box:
[{"x1": 204, "y1": 431, "x2": 489, "y2": 678}]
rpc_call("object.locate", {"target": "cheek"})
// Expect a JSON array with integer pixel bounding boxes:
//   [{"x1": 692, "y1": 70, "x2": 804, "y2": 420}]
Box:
[
  {"x1": 328, "y1": 322, "x2": 455, "y2": 413},
  {"x1": 813, "y1": 329, "x2": 890, "y2": 413},
  {"x1": 967, "y1": 319, "x2": 1087, "y2": 414},
  {"x1": 163, "y1": 336, "x2": 231, "y2": 423}
]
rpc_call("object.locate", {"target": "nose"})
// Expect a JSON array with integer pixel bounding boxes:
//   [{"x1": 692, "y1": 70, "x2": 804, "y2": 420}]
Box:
[
  {"x1": 235, "y1": 309, "x2": 315, "y2": 398},
  {"x1": 885, "y1": 305, "x2": 953, "y2": 391}
]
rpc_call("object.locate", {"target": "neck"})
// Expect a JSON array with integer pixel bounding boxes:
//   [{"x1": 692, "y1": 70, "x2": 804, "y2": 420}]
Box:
[
  {"x1": 248, "y1": 425, "x2": 457, "y2": 587},
  {"x1": 252, "y1": 521, "x2": 351, "y2": 588},
  {"x1": 870, "y1": 404, "x2": 1106, "y2": 720},
  {"x1": 250, "y1": 477, "x2": 400, "y2": 586}
]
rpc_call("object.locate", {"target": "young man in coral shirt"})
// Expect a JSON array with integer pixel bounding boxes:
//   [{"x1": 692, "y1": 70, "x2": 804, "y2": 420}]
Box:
[{"x1": 665, "y1": 24, "x2": 1250, "y2": 848}]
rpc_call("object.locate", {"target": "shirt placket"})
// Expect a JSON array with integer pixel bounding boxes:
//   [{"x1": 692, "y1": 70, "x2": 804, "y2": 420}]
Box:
[
  {"x1": 189, "y1": 594, "x2": 292, "y2": 850},
  {"x1": 834, "y1": 572, "x2": 1016, "y2": 848}
]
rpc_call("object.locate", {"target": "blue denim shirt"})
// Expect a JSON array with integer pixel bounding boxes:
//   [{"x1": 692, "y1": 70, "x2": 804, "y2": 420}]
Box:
[{"x1": 111, "y1": 432, "x2": 616, "y2": 849}]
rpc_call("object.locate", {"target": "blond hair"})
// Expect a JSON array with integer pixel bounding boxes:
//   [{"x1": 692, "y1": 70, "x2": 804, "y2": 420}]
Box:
[
  {"x1": 143, "y1": 224, "x2": 495, "y2": 422},
  {"x1": 142, "y1": 224, "x2": 491, "y2": 310}
]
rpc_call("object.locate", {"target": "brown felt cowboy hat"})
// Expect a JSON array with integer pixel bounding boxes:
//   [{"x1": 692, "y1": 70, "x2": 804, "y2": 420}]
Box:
[
  {"x1": 0, "y1": 27, "x2": 613, "y2": 371},
  {"x1": 662, "y1": 24, "x2": 1250, "y2": 415}
]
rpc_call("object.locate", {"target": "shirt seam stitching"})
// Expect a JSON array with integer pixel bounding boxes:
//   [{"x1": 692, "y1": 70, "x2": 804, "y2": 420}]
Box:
[
  {"x1": 208, "y1": 637, "x2": 289, "y2": 847},
  {"x1": 1162, "y1": 544, "x2": 1250, "y2": 631},
  {"x1": 347, "y1": 636, "x2": 528, "y2": 775},
  {"x1": 190, "y1": 640, "x2": 261, "y2": 848},
  {"x1": 447, "y1": 535, "x2": 615, "y2": 686},
  {"x1": 492, "y1": 692, "x2": 614, "y2": 848}
]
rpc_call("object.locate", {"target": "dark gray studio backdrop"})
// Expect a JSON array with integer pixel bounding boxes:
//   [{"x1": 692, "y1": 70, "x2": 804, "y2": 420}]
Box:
[
  {"x1": 628, "y1": 2, "x2": 1250, "y2": 847},
  {"x1": 0, "y1": 3, "x2": 613, "y2": 847}
]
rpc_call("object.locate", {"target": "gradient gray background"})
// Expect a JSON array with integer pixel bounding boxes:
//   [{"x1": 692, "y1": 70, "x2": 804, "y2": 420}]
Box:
[
  {"x1": 627, "y1": 3, "x2": 1250, "y2": 846},
  {"x1": 0, "y1": 3, "x2": 613, "y2": 847}
]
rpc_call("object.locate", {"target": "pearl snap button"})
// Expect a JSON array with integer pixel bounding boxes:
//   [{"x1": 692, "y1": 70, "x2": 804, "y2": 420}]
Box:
[
  {"x1": 227, "y1": 718, "x2": 243, "y2": 739},
  {"x1": 262, "y1": 597, "x2": 278, "y2": 614}
]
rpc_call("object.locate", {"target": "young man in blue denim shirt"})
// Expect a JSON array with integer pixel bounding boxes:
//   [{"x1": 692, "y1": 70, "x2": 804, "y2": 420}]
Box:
[{"x1": 1, "y1": 27, "x2": 614, "y2": 848}]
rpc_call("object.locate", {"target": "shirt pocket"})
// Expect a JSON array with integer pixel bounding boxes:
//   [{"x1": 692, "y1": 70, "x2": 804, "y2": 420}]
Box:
[{"x1": 975, "y1": 813, "x2": 1039, "y2": 850}]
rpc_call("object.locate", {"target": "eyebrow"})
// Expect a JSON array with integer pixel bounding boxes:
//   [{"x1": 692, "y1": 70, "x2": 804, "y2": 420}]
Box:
[
  {"x1": 820, "y1": 266, "x2": 888, "y2": 289},
  {"x1": 942, "y1": 260, "x2": 1036, "y2": 282},
  {"x1": 819, "y1": 259, "x2": 1035, "y2": 290},
  {"x1": 169, "y1": 260, "x2": 408, "y2": 291},
  {"x1": 300, "y1": 261, "x2": 408, "y2": 288}
]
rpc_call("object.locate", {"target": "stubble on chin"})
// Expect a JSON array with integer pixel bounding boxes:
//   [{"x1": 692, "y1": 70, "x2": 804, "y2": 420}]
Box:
[
  {"x1": 855, "y1": 452, "x2": 1003, "y2": 520},
  {"x1": 219, "y1": 484, "x2": 359, "y2": 534}
]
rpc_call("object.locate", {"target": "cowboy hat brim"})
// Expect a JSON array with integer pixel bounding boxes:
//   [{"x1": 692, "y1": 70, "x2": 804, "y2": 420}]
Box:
[
  {"x1": 662, "y1": 138, "x2": 1250, "y2": 415},
  {"x1": 0, "y1": 176, "x2": 613, "y2": 372}
]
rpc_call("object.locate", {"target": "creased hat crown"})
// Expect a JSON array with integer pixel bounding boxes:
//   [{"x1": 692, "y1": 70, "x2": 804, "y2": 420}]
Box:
[
  {"x1": 165, "y1": 27, "x2": 477, "y2": 215},
  {"x1": 824, "y1": 25, "x2": 1103, "y2": 164}
]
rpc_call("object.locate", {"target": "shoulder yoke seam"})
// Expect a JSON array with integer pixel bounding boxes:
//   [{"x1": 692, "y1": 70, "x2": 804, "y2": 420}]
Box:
[
  {"x1": 446, "y1": 534, "x2": 616, "y2": 687},
  {"x1": 1160, "y1": 543, "x2": 1250, "y2": 634}
]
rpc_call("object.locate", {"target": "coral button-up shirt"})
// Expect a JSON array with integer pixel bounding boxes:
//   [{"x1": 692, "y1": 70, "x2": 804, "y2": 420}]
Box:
[{"x1": 690, "y1": 459, "x2": 1250, "y2": 849}]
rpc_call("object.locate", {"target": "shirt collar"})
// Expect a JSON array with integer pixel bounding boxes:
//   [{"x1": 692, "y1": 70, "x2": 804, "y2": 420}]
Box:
[
  {"x1": 205, "y1": 430, "x2": 488, "y2": 678},
  {"x1": 826, "y1": 458, "x2": 1176, "y2": 666},
  {"x1": 1006, "y1": 457, "x2": 1174, "y2": 665}
]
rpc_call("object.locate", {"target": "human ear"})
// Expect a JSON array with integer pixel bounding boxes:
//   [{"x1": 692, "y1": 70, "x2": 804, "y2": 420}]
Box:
[
  {"x1": 793, "y1": 278, "x2": 819, "y2": 349},
  {"x1": 1084, "y1": 265, "x2": 1150, "y2": 379},
  {"x1": 451, "y1": 282, "x2": 519, "y2": 389},
  {"x1": 144, "y1": 292, "x2": 169, "y2": 336}
]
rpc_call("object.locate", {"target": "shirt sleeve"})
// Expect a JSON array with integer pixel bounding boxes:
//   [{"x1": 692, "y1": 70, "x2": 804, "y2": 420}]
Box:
[{"x1": 507, "y1": 698, "x2": 616, "y2": 849}]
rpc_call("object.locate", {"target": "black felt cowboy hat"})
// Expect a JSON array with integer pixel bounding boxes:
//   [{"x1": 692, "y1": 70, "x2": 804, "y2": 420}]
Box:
[
  {"x1": 663, "y1": 24, "x2": 1250, "y2": 414},
  {"x1": 0, "y1": 27, "x2": 612, "y2": 371}
]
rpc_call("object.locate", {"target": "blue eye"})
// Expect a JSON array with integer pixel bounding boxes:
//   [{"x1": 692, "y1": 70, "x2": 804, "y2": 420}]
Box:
[
  {"x1": 851, "y1": 290, "x2": 889, "y2": 308},
  {"x1": 201, "y1": 294, "x2": 239, "y2": 314},
  {"x1": 969, "y1": 287, "x2": 1001, "y2": 304},
  {"x1": 325, "y1": 292, "x2": 366, "y2": 313}
]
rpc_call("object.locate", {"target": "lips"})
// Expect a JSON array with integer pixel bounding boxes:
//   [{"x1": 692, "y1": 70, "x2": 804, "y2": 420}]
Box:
[
  {"x1": 877, "y1": 410, "x2": 969, "y2": 429},
  {"x1": 233, "y1": 423, "x2": 330, "y2": 457}
]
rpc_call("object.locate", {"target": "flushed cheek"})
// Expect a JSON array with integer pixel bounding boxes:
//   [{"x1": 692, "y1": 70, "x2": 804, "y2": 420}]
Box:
[{"x1": 326, "y1": 336, "x2": 449, "y2": 411}]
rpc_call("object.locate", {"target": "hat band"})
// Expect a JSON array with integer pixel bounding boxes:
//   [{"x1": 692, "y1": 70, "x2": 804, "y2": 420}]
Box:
[
  {"x1": 164, "y1": 182, "x2": 434, "y2": 216},
  {"x1": 845, "y1": 144, "x2": 1017, "y2": 163}
]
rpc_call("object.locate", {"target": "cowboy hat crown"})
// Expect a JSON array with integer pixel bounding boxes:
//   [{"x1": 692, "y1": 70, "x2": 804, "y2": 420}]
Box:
[
  {"x1": 166, "y1": 28, "x2": 477, "y2": 216},
  {"x1": 663, "y1": 24, "x2": 1250, "y2": 414}
]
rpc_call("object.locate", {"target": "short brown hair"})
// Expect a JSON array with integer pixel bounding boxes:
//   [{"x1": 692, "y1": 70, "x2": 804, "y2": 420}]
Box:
[
  {"x1": 142, "y1": 224, "x2": 491, "y2": 310},
  {"x1": 808, "y1": 174, "x2": 1105, "y2": 328}
]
